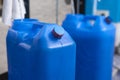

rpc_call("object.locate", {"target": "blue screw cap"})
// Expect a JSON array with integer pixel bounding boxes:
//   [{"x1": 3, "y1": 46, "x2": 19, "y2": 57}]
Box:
[{"x1": 52, "y1": 26, "x2": 64, "y2": 39}]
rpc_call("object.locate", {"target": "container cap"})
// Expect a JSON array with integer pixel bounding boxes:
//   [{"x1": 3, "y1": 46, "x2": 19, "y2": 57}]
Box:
[
  {"x1": 52, "y1": 26, "x2": 64, "y2": 39},
  {"x1": 104, "y1": 17, "x2": 112, "y2": 24}
]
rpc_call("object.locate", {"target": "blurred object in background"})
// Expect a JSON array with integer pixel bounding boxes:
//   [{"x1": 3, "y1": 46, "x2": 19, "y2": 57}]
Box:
[
  {"x1": 24, "y1": 0, "x2": 30, "y2": 18},
  {"x1": 113, "y1": 55, "x2": 120, "y2": 70},
  {"x1": 0, "y1": 72, "x2": 8, "y2": 80},
  {"x1": 2, "y1": 0, "x2": 26, "y2": 26},
  {"x1": 84, "y1": 0, "x2": 120, "y2": 22},
  {"x1": 112, "y1": 67, "x2": 119, "y2": 77},
  {"x1": 0, "y1": 0, "x2": 3, "y2": 18},
  {"x1": 64, "y1": 0, "x2": 85, "y2": 14},
  {"x1": 65, "y1": 0, "x2": 71, "y2": 5},
  {"x1": 82, "y1": 0, "x2": 120, "y2": 48},
  {"x1": 115, "y1": 23, "x2": 120, "y2": 55},
  {"x1": 113, "y1": 55, "x2": 120, "y2": 80},
  {"x1": 115, "y1": 45, "x2": 120, "y2": 55},
  {"x1": 118, "y1": 45, "x2": 120, "y2": 55},
  {"x1": 113, "y1": 71, "x2": 120, "y2": 80},
  {"x1": 0, "y1": 0, "x2": 3, "y2": 17},
  {"x1": 73, "y1": 0, "x2": 85, "y2": 14}
]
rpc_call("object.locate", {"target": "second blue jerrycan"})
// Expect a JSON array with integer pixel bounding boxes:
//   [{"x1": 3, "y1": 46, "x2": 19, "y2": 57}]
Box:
[
  {"x1": 62, "y1": 15, "x2": 116, "y2": 80},
  {"x1": 6, "y1": 19, "x2": 76, "y2": 80}
]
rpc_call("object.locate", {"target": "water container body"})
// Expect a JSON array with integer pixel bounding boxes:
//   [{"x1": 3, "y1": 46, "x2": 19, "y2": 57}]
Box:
[
  {"x1": 6, "y1": 20, "x2": 76, "y2": 80},
  {"x1": 62, "y1": 15, "x2": 116, "y2": 80}
]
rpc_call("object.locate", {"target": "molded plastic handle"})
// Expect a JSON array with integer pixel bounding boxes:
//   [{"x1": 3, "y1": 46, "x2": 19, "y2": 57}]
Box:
[
  {"x1": 32, "y1": 22, "x2": 45, "y2": 30},
  {"x1": 84, "y1": 15, "x2": 98, "y2": 21},
  {"x1": 18, "y1": 43, "x2": 31, "y2": 51},
  {"x1": 83, "y1": 15, "x2": 101, "y2": 26},
  {"x1": 84, "y1": 16, "x2": 112, "y2": 24},
  {"x1": 13, "y1": 19, "x2": 38, "y2": 23},
  {"x1": 12, "y1": 19, "x2": 39, "y2": 31}
]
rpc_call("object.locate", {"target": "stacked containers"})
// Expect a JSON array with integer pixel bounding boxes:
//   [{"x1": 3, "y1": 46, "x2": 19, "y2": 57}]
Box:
[
  {"x1": 62, "y1": 15, "x2": 116, "y2": 80},
  {"x1": 6, "y1": 19, "x2": 76, "y2": 80}
]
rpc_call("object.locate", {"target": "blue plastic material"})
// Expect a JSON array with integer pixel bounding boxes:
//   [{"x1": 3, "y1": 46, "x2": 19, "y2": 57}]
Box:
[
  {"x1": 62, "y1": 14, "x2": 116, "y2": 80},
  {"x1": 6, "y1": 19, "x2": 76, "y2": 80},
  {"x1": 12, "y1": 19, "x2": 39, "y2": 31},
  {"x1": 63, "y1": 14, "x2": 84, "y2": 26}
]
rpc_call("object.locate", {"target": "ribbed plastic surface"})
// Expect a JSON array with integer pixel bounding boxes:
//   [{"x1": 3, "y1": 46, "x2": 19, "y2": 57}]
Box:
[
  {"x1": 6, "y1": 19, "x2": 76, "y2": 80},
  {"x1": 62, "y1": 14, "x2": 116, "y2": 80}
]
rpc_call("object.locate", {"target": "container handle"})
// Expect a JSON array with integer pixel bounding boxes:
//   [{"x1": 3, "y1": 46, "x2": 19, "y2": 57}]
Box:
[
  {"x1": 83, "y1": 15, "x2": 100, "y2": 26},
  {"x1": 84, "y1": 15, "x2": 98, "y2": 21},
  {"x1": 18, "y1": 43, "x2": 31, "y2": 51}
]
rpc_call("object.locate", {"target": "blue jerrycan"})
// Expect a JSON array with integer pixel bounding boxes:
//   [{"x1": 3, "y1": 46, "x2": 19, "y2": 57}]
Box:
[
  {"x1": 62, "y1": 15, "x2": 116, "y2": 80},
  {"x1": 6, "y1": 19, "x2": 76, "y2": 80}
]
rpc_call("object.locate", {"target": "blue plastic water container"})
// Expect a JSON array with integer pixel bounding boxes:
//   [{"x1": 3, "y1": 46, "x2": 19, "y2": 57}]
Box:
[
  {"x1": 62, "y1": 15, "x2": 116, "y2": 80},
  {"x1": 6, "y1": 19, "x2": 76, "y2": 80}
]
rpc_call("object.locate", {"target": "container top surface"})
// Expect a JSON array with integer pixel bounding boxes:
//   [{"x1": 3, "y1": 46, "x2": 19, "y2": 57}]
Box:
[
  {"x1": 12, "y1": 19, "x2": 39, "y2": 31},
  {"x1": 65, "y1": 14, "x2": 84, "y2": 21},
  {"x1": 63, "y1": 15, "x2": 116, "y2": 31},
  {"x1": 7, "y1": 22, "x2": 75, "y2": 49}
]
